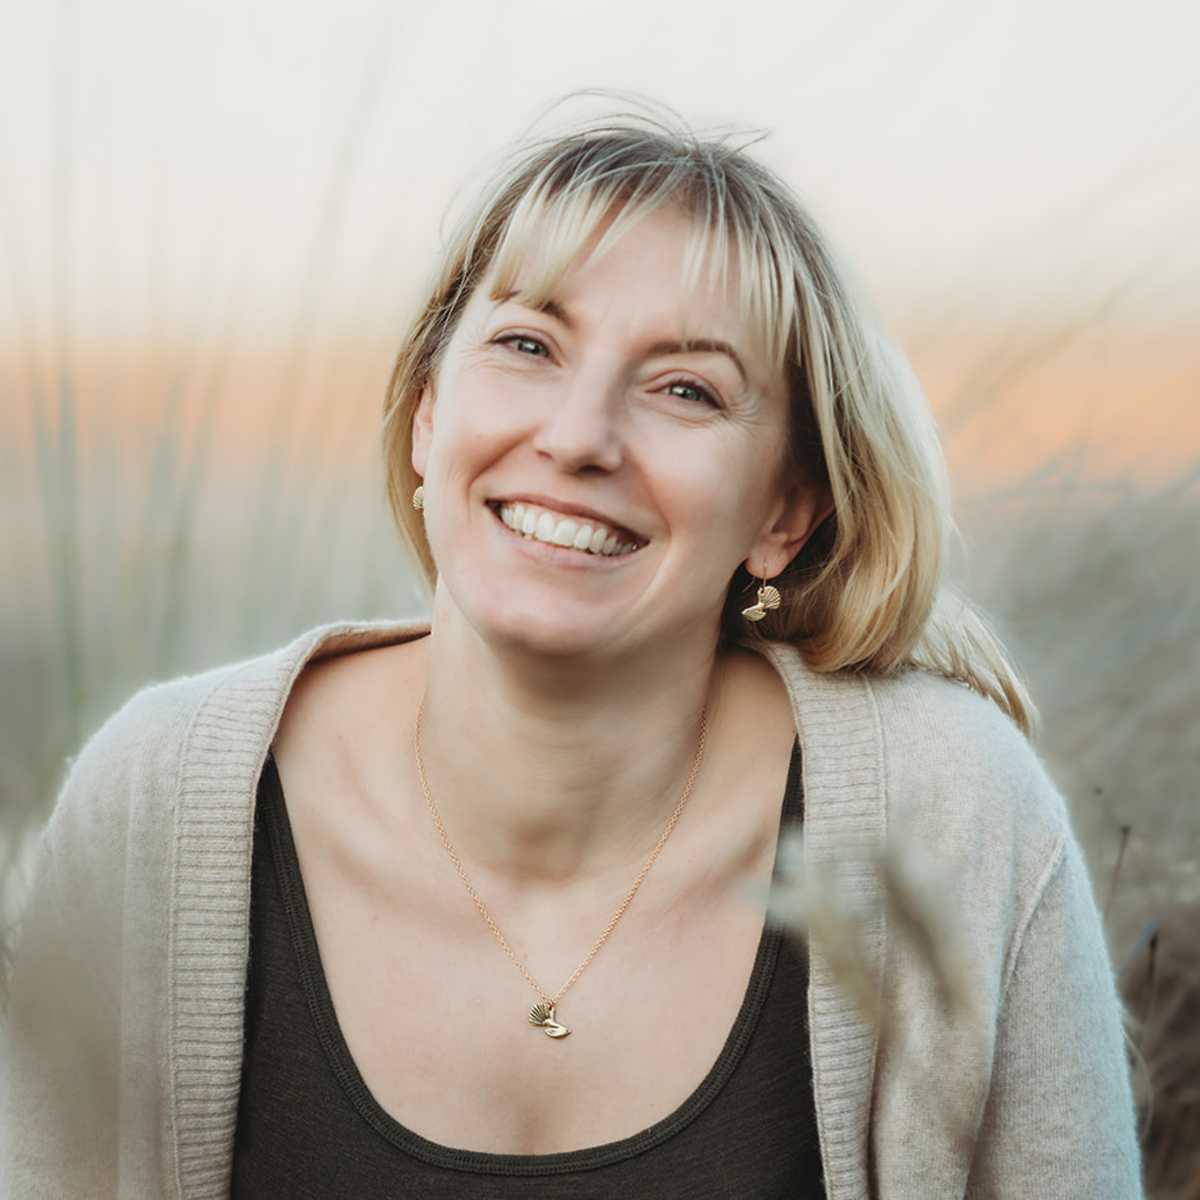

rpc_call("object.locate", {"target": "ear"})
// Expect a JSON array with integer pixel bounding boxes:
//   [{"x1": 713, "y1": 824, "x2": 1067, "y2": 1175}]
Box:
[
  {"x1": 411, "y1": 386, "x2": 435, "y2": 477},
  {"x1": 745, "y1": 478, "x2": 835, "y2": 580}
]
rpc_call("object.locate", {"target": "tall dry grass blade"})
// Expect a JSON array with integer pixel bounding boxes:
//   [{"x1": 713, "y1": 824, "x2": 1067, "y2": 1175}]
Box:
[
  {"x1": 1143, "y1": 928, "x2": 1159, "y2": 1029},
  {"x1": 763, "y1": 824, "x2": 981, "y2": 1157},
  {"x1": 764, "y1": 825, "x2": 979, "y2": 1030},
  {"x1": 876, "y1": 832, "x2": 974, "y2": 1018},
  {"x1": 762, "y1": 827, "x2": 883, "y2": 1026},
  {"x1": 1105, "y1": 823, "x2": 1132, "y2": 924},
  {"x1": 1119, "y1": 917, "x2": 1159, "y2": 980}
]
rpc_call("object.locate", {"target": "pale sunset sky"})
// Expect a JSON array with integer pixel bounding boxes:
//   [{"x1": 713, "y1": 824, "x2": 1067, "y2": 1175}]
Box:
[{"x1": 2, "y1": 0, "x2": 1197, "y2": 488}]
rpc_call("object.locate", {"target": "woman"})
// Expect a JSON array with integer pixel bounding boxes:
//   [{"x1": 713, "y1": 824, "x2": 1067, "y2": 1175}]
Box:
[{"x1": 2, "y1": 108, "x2": 1141, "y2": 1197}]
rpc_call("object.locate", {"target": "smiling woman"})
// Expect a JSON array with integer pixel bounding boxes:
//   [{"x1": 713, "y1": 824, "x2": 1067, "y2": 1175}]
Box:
[
  {"x1": 1, "y1": 104, "x2": 1142, "y2": 1199},
  {"x1": 407, "y1": 206, "x2": 824, "y2": 665}
]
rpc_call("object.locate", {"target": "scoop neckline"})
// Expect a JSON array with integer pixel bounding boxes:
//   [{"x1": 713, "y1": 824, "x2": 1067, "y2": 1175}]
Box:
[{"x1": 259, "y1": 742, "x2": 802, "y2": 1175}]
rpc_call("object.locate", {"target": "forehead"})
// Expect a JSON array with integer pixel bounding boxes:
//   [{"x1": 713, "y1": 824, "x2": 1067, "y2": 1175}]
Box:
[
  {"x1": 484, "y1": 188, "x2": 782, "y2": 370},
  {"x1": 508, "y1": 213, "x2": 731, "y2": 326}
]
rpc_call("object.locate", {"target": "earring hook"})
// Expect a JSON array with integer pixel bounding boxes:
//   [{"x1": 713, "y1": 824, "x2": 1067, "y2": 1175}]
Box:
[{"x1": 741, "y1": 565, "x2": 782, "y2": 623}]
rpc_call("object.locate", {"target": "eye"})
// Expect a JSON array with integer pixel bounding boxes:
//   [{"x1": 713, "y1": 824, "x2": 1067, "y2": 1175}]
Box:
[
  {"x1": 497, "y1": 334, "x2": 550, "y2": 358},
  {"x1": 665, "y1": 380, "x2": 720, "y2": 408}
]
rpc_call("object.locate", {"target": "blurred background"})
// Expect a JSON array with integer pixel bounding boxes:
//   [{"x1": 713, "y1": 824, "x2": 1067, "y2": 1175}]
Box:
[{"x1": 2, "y1": 0, "x2": 1197, "y2": 1191}]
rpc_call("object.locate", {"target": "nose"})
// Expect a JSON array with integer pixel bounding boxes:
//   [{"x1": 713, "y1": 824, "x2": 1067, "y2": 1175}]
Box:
[{"x1": 531, "y1": 366, "x2": 624, "y2": 474}]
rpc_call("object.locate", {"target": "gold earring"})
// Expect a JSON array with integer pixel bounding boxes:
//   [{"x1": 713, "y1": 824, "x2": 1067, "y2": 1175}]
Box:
[
  {"x1": 741, "y1": 570, "x2": 781, "y2": 622},
  {"x1": 412, "y1": 485, "x2": 425, "y2": 511}
]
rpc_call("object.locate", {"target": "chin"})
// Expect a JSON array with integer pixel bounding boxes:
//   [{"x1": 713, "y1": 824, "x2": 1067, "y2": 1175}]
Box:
[
  {"x1": 481, "y1": 606, "x2": 618, "y2": 663},
  {"x1": 430, "y1": 578, "x2": 606, "y2": 659}
]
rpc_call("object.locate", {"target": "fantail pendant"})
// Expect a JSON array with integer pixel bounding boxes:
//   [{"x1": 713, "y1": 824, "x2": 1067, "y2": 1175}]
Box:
[
  {"x1": 741, "y1": 583, "x2": 781, "y2": 622},
  {"x1": 528, "y1": 1001, "x2": 571, "y2": 1039}
]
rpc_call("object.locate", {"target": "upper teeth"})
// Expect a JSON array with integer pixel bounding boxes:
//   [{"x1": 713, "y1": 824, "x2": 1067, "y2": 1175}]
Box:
[{"x1": 497, "y1": 503, "x2": 637, "y2": 556}]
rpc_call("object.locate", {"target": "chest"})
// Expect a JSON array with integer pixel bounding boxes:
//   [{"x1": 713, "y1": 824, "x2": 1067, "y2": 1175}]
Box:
[
  {"x1": 308, "y1": 829, "x2": 774, "y2": 1151},
  {"x1": 258, "y1": 745, "x2": 802, "y2": 1155},
  {"x1": 237, "y1": 767, "x2": 821, "y2": 1193}
]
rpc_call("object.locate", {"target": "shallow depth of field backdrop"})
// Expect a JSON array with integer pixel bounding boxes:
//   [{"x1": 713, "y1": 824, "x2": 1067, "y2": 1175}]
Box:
[{"x1": 2, "y1": 0, "x2": 1198, "y2": 1192}]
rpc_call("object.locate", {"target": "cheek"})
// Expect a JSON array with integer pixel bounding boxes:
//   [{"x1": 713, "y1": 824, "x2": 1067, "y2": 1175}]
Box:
[
  {"x1": 699, "y1": 433, "x2": 775, "y2": 511},
  {"x1": 657, "y1": 441, "x2": 768, "y2": 543},
  {"x1": 420, "y1": 385, "x2": 491, "y2": 475}
]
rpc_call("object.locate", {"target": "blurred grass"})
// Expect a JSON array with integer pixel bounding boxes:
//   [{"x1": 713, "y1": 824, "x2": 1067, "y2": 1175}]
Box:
[
  {"x1": 0, "y1": 340, "x2": 426, "y2": 985},
  {"x1": 2, "y1": 336, "x2": 1197, "y2": 1194}
]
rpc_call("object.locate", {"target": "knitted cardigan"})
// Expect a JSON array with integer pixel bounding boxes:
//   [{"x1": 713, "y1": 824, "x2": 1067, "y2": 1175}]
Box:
[{"x1": 0, "y1": 621, "x2": 1142, "y2": 1199}]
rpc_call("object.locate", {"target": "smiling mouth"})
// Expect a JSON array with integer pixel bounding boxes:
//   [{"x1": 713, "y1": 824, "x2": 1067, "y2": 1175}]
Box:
[{"x1": 492, "y1": 501, "x2": 641, "y2": 557}]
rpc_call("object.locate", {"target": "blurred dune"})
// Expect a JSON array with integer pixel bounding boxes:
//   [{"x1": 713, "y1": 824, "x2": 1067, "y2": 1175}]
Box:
[
  {"x1": 7, "y1": 320, "x2": 1197, "y2": 466},
  {"x1": 915, "y1": 327, "x2": 1200, "y2": 494}
]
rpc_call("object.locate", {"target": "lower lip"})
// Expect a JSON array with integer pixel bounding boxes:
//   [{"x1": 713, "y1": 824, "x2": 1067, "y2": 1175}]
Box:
[{"x1": 487, "y1": 506, "x2": 641, "y2": 568}]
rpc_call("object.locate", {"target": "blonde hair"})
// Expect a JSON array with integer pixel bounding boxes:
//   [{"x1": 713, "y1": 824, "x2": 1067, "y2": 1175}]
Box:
[{"x1": 382, "y1": 105, "x2": 1033, "y2": 733}]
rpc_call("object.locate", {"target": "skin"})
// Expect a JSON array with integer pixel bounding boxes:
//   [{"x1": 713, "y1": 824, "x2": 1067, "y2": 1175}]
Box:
[{"x1": 273, "y1": 206, "x2": 832, "y2": 1154}]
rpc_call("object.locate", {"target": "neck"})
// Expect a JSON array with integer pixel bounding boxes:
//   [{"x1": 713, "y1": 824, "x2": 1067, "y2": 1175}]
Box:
[{"x1": 412, "y1": 611, "x2": 721, "y2": 885}]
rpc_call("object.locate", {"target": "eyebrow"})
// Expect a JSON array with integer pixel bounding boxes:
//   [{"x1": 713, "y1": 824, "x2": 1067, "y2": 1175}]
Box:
[
  {"x1": 497, "y1": 294, "x2": 749, "y2": 384},
  {"x1": 643, "y1": 338, "x2": 748, "y2": 385}
]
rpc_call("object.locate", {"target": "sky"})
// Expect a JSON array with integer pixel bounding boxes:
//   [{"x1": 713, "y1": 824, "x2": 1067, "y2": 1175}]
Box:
[
  {"x1": 1, "y1": 0, "x2": 1197, "y2": 486},
  {"x1": 2, "y1": 0, "x2": 1197, "y2": 338}
]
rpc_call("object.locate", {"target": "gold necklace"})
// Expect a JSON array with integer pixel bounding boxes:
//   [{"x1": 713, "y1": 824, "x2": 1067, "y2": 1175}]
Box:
[{"x1": 413, "y1": 695, "x2": 708, "y2": 1040}]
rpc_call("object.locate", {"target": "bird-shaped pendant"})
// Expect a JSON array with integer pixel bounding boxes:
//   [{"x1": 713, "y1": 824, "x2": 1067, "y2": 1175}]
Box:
[
  {"x1": 528, "y1": 1001, "x2": 571, "y2": 1039},
  {"x1": 742, "y1": 584, "x2": 781, "y2": 622}
]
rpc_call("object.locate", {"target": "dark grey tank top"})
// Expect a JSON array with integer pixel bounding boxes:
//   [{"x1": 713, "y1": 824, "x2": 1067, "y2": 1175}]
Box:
[{"x1": 231, "y1": 746, "x2": 824, "y2": 1198}]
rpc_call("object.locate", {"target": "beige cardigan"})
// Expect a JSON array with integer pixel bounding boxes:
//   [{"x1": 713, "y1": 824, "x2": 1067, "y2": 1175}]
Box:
[{"x1": 1, "y1": 622, "x2": 1142, "y2": 1198}]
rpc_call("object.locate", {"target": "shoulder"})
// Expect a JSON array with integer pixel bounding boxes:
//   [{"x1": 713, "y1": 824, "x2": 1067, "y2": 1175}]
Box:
[
  {"x1": 867, "y1": 667, "x2": 1069, "y2": 863},
  {"x1": 51, "y1": 637, "x2": 294, "y2": 836},
  {"x1": 868, "y1": 665, "x2": 1042, "y2": 774},
  {"x1": 42, "y1": 619, "x2": 431, "y2": 864},
  {"x1": 61, "y1": 664, "x2": 234, "y2": 795},
  {"x1": 273, "y1": 625, "x2": 430, "y2": 768},
  {"x1": 761, "y1": 641, "x2": 1065, "y2": 832},
  {"x1": 762, "y1": 640, "x2": 1073, "y2": 910},
  {"x1": 39, "y1": 661, "x2": 246, "y2": 870}
]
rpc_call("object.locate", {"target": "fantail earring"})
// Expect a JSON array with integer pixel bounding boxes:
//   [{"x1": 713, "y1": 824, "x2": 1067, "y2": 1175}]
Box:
[
  {"x1": 741, "y1": 570, "x2": 781, "y2": 622},
  {"x1": 412, "y1": 485, "x2": 425, "y2": 511}
]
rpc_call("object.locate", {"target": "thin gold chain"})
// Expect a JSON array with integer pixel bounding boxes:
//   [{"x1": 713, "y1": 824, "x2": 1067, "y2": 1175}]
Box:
[{"x1": 413, "y1": 695, "x2": 708, "y2": 1007}]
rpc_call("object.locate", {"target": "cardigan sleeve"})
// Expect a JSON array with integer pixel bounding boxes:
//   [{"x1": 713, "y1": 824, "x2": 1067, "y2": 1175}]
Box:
[
  {"x1": 966, "y1": 833, "x2": 1143, "y2": 1198},
  {"x1": 864, "y1": 669, "x2": 1143, "y2": 1199},
  {"x1": 0, "y1": 683, "x2": 192, "y2": 1199}
]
